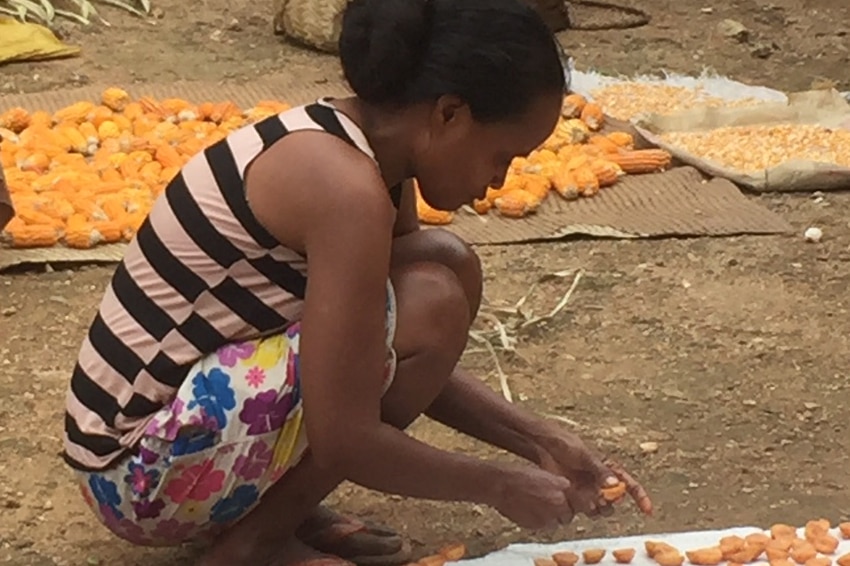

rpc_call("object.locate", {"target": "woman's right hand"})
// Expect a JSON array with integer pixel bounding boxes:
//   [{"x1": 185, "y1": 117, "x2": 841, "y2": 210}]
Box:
[{"x1": 489, "y1": 463, "x2": 576, "y2": 530}]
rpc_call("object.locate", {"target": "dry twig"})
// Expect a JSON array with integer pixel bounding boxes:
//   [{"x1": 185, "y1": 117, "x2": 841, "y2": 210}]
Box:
[{"x1": 469, "y1": 268, "x2": 585, "y2": 402}]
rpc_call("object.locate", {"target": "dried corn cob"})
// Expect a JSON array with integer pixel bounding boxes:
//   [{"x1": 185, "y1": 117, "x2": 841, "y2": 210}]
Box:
[
  {"x1": 590, "y1": 159, "x2": 624, "y2": 187},
  {"x1": 494, "y1": 190, "x2": 541, "y2": 218},
  {"x1": 573, "y1": 165, "x2": 600, "y2": 196},
  {"x1": 414, "y1": 183, "x2": 453, "y2": 225},
  {"x1": 0, "y1": 107, "x2": 30, "y2": 133},
  {"x1": 586, "y1": 134, "x2": 620, "y2": 154},
  {"x1": 580, "y1": 102, "x2": 605, "y2": 131},
  {"x1": 102, "y1": 88, "x2": 131, "y2": 112},
  {"x1": 608, "y1": 149, "x2": 673, "y2": 174},
  {"x1": 552, "y1": 169, "x2": 580, "y2": 200},
  {"x1": 1, "y1": 223, "x2": 61, "y2": 248},
  {"x1": 561, "y1": 93, "x2": 587, "y2": 119},
  {"x1": 2, "y1": 89, "x2": 669, "y2": 246}
]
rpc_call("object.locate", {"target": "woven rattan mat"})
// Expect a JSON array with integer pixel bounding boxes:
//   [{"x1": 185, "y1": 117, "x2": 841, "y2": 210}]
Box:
[{"x1": 0, "y1": 77, "x2": 792, "y2": 269}]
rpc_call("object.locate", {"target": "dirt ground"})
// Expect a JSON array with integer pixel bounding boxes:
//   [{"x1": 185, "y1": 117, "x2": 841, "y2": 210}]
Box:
[{"x1": 2, "y1": 0, "x2": 850, "y2": 564}]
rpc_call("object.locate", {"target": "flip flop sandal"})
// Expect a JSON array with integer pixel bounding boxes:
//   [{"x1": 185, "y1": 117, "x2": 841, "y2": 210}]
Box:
[
  {"x1": 344, "y1": 542, "x2": 412, "y2": 566},
  {"x1": 293, "y1": 557, "x2": 359, "y2": 566},
  {"x1": 297, "y1": 514, "x2": 411, "y2": 566}
]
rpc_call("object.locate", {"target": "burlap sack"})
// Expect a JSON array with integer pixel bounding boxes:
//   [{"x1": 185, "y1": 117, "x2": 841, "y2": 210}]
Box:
[{"x1": 274, "y1": 0, "x2": 349, "y2": 53}]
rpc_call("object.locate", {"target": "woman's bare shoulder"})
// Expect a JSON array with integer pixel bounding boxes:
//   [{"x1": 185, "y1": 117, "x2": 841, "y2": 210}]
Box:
[{"x1": 245, "y1": 130, "x2": 395, "y2": 251}]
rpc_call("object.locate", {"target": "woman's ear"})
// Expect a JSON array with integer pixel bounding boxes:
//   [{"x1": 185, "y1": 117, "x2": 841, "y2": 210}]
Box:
[{"x1": 431, "y1": 94, "x2": 471, "y2": 128}]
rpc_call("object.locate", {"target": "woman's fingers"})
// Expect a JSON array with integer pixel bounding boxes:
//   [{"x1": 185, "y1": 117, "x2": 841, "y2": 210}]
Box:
[
  {"x1": 567, "y1": 483, "x2": 608, "y2": 520},
  {"x1": 603, "y1": 458, "x2": 653, "y2": 516}
]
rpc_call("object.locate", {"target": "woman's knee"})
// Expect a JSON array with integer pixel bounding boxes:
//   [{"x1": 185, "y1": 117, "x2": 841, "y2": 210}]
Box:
[
  {"x1": 381, "y1": 262, "x2": 468, "y2": 428},
  {"x1": 391, "y1": 261, "x2": 470, "y2": 359},
  {"x1": 392, "y1": 229, "x2": 483, "y2": 315},
  {"x1": 427, "y1": 229, "x2": 482, "y2": 298}
]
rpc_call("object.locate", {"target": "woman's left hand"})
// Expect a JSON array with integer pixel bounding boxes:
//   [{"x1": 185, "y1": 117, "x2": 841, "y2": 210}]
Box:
[{"x1": 534, "y1": 428, "x2": 653, "y2": 519}]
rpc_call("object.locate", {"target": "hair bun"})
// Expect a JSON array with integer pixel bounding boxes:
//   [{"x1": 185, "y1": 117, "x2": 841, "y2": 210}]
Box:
[{"x1": 339, "y1": 0, "x2": 433, "y2": 104}]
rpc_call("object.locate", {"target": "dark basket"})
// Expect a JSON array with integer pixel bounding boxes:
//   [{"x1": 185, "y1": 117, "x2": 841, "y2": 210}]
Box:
[
  {"x1": 525, "y1": 0, "x2": 652, "y2": 33},
  {"x1": 524, "y1": 0, "x2": 571, "y2": 31}
]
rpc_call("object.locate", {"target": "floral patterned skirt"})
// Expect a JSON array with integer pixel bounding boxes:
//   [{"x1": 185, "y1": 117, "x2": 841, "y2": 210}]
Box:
[{"x1": 75, "y1": 282, "x2": 398, "y2": 546}]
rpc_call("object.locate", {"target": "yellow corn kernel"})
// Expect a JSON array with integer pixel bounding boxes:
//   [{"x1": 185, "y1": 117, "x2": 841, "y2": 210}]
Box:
[
  {"x1": 589, "y1": 83, "x2": 764, "y2": 121},
  {"x1": 659, "y1": 123, "x2": 850, "y2": 173}
]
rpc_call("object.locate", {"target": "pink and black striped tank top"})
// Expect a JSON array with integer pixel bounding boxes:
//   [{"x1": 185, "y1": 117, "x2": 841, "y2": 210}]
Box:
[{"x1": 63, "y1": 98, "x2": 403, "y2": 471}]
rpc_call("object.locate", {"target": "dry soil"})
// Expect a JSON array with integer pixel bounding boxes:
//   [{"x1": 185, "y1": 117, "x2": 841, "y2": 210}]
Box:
[{"x1": 2, "y1": 0, "x2": 850, "y2": 564}]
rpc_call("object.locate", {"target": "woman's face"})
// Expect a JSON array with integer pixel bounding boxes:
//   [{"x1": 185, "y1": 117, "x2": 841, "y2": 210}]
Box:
[{"x1": 414, "y1": 92, "x2": 562, "y2": 211}]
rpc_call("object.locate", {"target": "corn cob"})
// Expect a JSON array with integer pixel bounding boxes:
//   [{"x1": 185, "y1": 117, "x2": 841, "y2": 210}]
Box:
[
  {"x1": 1, "y1": 223, "x2": 61, "y2": 248},
  {"x1": 2, "y1": 89, "x2": 670, "y2": 245},
  {"x1": 580, "y1": 102, "x2": 605, "y2": 131},
  {"x1": 608, "y1": 149, "x2": 673, "y2": 174},
  {"x1": 573, "y1": 165, "x2": 601, "y2": 196},
  {"x1": 494, "y1": 190, "x2": 542, "y2": 218},
  {"x1": 561, "y1": 93, "x2": 588, "y2": 119}
]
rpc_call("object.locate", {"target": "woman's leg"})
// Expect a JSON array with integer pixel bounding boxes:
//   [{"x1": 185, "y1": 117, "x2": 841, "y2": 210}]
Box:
[
  {"x1": 390, "y1": 228, "x2": 483, "y2": 317},
  {"x1": 201, "y1": 259, "x2": 472, "y2": 566},
  {"x1": 294, "y1": 229, "x2": 483, "y2": 561}
]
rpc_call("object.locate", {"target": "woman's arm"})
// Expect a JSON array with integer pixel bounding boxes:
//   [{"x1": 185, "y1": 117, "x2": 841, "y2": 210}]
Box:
[
  {"x1": 426, "y1": 367, "x2": 557, "y2": 464},
  {"x1": 245, "y1": 133, "x2": 506, "y2": 505},
  {"x1": 427, "y1": 368, "x2": 654, "y2": 515}
]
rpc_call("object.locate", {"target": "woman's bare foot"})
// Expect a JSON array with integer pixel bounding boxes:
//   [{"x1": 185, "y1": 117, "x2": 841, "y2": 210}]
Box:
[
  {"x1": 296, "y1": 506, "x2": 410, "y2": 566},
  {"x1": 198, "y1": 535, "x2": 355, "y2": 566}
]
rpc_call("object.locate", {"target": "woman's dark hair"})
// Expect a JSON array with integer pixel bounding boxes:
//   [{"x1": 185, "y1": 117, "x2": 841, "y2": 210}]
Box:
[{"x1": 338, "y1": 0, "x2": 567, "y2": 122}]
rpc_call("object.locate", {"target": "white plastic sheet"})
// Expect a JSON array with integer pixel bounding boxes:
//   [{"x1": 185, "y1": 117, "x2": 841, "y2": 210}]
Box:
[
  {"x1": 569, "y1": 68, "x2": 788, "y2": 105},
  {"x1": 452, "y1": 526, "x2": 850, "y2": 566}
]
